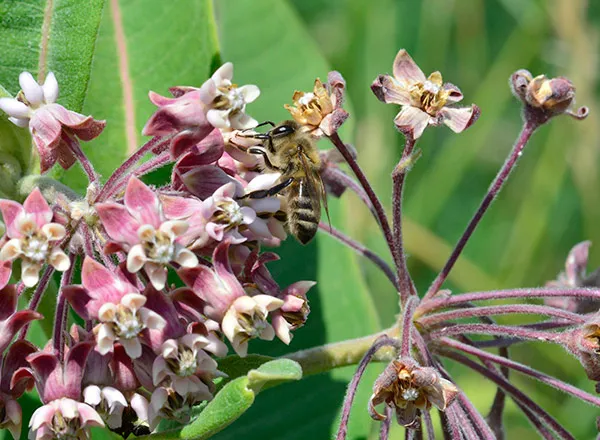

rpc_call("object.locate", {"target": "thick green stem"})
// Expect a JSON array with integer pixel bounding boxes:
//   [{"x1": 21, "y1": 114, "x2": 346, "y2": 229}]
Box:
[{"x1": 284, "y1": 327, "x2": 399, "y2": 376}]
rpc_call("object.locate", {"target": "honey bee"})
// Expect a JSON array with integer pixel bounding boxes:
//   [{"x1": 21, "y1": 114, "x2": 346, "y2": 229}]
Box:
[{"x1": 243, "y1": 120, "x2": 329, "y2": 245}]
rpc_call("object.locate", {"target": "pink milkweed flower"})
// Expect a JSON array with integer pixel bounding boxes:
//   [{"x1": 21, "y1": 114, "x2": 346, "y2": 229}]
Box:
[
  {"x1": 152, "y1": 333, "x2": 220, "y2": 398},
  {"x1": 178, "y1": 241, "x2": 283, "y2": 357},
  {"x1": 25, "y1": 343, "x2": 105, "y2": 439},
  {"x1": 0, "y1": 341, "x2": 37, "y2": 439},
  {"x1": 63, "y1": 258, "x2": 166, "y2": 358},
  {"x1": 0, "y1": 72, "x2": 105, "y2": 173},
  {"x1": 242, "y1": 250, "x2": 314, "y2": 344},
  {"x1": 96, "y1": 177, "x2": 198, "y2": 290},
  {"x1": 0, "y1": 188, "x2": 70, "y2": 287},
  {"x1": 142, "y1": 88, "x2": 214, "y2": 158},
  {"x1": 198, "y1": 62, "x2": 260, "y2": 130},
  {"x1": 371, "y1": 49, "x2": 480, "y2": 139}
]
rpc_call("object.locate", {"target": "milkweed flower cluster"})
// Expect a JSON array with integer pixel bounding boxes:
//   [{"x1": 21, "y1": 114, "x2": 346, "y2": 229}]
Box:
[
  {"x1": 0, "y1": 64, "x2": 319, "y2": 439},
  {"x1": 0, "y1": 46, "x2": 596, "y2": 440}
]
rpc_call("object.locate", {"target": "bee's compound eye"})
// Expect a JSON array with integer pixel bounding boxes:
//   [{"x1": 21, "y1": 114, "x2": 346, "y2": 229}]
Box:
[{"x1": 273, "y1": 125, "x2": 294, "y2": 136}]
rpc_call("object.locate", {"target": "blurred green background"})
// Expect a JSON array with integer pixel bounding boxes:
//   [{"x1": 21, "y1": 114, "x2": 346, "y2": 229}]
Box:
[{"x1": 1, "y1": 0, "x2": 599, "y2": 438}]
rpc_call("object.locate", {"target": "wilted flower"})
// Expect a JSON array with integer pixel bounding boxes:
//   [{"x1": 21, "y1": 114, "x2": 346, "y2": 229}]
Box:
[
  {"x1": 0, "y1": 188, "x2": 70, "y2": 286},
  {"x1": 96, "y1": 177, "x2": 198, "y2": 289},
  {"x1": 284, "y1": 72, "x2": 348, "y2": 137},
  {"x1": 369, "y1": 358, "x2": 458, "y2": 427},
  {"x1": 198, "y1": 62, "x2": 260, "y2": 130},
  {"x1": 371, "y1": 49, "x2": 479, "y2": 138},
  {"x1": 0, "y1": 72, "x2": 105, "y2": 172},
  {"x1": 511, "y1": 69, "x2": 588, "y2": 121}
]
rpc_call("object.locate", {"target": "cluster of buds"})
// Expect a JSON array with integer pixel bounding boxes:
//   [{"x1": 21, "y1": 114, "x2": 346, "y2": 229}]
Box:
[{"x1": 0, "y1": 63, "x2": 326, "y2": 438}]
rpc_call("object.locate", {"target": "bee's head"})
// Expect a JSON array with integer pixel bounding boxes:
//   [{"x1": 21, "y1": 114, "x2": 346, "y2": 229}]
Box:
[{"x1": 269, "y1": 120, "x2": 298, "y2": 138}]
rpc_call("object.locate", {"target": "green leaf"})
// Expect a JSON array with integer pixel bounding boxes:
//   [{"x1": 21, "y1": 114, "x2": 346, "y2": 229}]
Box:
[
  {"x1": 139, "y1": 360, "x2": 302, "y2": 440},
  {"x1": 213, "y1": 1, "x2": 382, "y2": 439},
  {"x1": 246, "y1": 358, "x2": 303, "y2": 393},
  {"x1": 61, "y1": 0, "x2": 220, "y2": 192}
]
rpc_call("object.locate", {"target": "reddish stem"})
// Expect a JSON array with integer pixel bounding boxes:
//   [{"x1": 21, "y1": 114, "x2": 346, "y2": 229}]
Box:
[
  {"x1": 96, "y1": 136, "x2": 168, "y2": 202},
  {"x1": 443, "y1": 337, "x2": 600, "y2": 407},
  {"x1": 335, "y1": 335, "x2": 400, "y2": 440},
  {"x1": 443, "y1": 350, "x2": 574, "y2": 439},
  {"x1": 379, "y1": 406, "x2": 392, "y2": 440},
  {"x1": 392, "y1": 135, "x2": 417, "y2": 302},
  {"x1": 400, "y1": 296, "x2": 419, "y2": 357},
  {"x1": 328, "y1": 132, "x2": 400, "y2": 275},
  {"x1": 418, "y1": 303, "x2": 585, "y2": 327},
  {"x1": 423, "y1": 121, "x2": 538, "y2": 301},
  {"x1": 53, "y1": 254, "x2": 75, "y2": 360},
  {"x1": 430, "y1": 323, "x2": 562, "y2": 343},
  {"x1": 417, "y1": 287, "x2": 600, "y2": 315},
  {"x1": 63, "y1": 133, "x2": 99, "y2": 184}
]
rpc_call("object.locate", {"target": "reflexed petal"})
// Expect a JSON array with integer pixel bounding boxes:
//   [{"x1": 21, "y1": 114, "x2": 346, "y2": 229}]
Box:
[
  {"x1": 393, "y1": 49, "x2": 426, "y2": 84},
  {"x1": 42, "y1": 72, "x2": 59, "y2": 104},
  {"x1": 0, "y1": 260, "x2": 12, "y2": 290},
  {"x1": 23, "y1": 188, "x2": 53, "y2": 227},
  {"x1": 0, "y1": 200, "x2": 24, "y2": 238},
  {"x1": 441, "y1": 105, "x2": 480, "y2": 133},
  {"x1": 443, "y1": 82, "x2": 463, "y2": 103},
  {"x1": 371, "y1": 75, "x2": 412, "y2": 105},
  {"x1": 0, "y1": 98, "x2": 30, "y2": 119},
  {"x1": 393, "y1": 106, "x2": 430, "y2": 139},
  {"x1": 48, "y1": 249, "x2": 70, "y2": 271},
  {"x1": 19, "y1": 72, "x2": 43, "y2": 106},
  {"x1": 76, "y1": 401, "x2": 105, "y2": 427},
  {"x1": 124, "y1": 177, "x2": 162, "y2": 228},
  {"x1": 29, "y1": 403, "x2": 56, "y2": 431},
  {"x1": 95, "y1": 203, "x2": 140, "y2": 245}
]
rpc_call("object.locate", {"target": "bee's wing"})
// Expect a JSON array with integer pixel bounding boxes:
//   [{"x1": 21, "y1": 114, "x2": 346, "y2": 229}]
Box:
[{"x1": 299, "y1": 151, "x2": 330, "y2": 228}]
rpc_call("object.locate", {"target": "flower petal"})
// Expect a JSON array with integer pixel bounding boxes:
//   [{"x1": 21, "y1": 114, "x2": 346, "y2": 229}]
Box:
[
  {"x1": 42, "y1": 72, "x2": 59, "y2": 104},
  {"x1": 393, "y1": 49, "x2": 426, "y2": 84},
  {"x1": 440, "y1": 104, "x2": 480, "y2": 133},
  {"x1": 124, "y1": 177, "x2": 162, "y2": 228},
  {"x1": 95, "y1": 202, "x2": 140, "y2": 245},
  {"x1": 19, "y1": 72, "x2": 43, "y2": 106},
  {"x1": 393, "y1": 106, "x2": 431, "y2": 139},
  {"x1": 23, "y1": 188, "x2": 53, "y2": 227}
]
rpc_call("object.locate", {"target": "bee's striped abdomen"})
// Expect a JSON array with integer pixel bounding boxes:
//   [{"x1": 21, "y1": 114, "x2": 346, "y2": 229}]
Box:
[{"x1": 287, "y1": 179, "x2": 320, "y2": 245}]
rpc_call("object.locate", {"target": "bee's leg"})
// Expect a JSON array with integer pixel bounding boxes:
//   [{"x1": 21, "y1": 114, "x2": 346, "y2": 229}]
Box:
[
  {"x1": 241, "y1": 177, "x2": 294, "y2": 199},
  {"x1": 247, "y1": 146, "x2": 284, "y2": 171}
]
